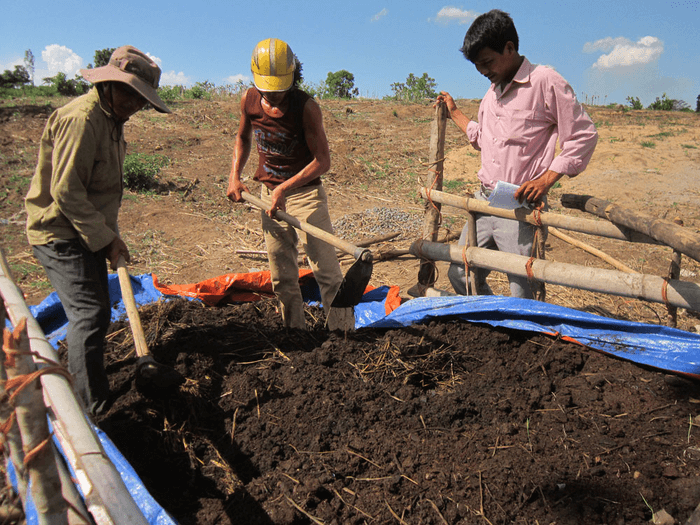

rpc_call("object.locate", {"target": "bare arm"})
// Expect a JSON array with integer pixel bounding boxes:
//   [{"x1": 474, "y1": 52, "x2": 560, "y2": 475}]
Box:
[
  {"x1": 436, "y1": 91, "x2": 471, "y2": 134},
  {"x1": 226, "y1": 91, "x2": 253, "y2": 202}
]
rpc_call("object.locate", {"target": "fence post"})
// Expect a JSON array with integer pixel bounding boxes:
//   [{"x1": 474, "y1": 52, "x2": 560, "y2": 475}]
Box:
[{"x1": 410, "y1": 101, "x2": 447, "y2": 297}]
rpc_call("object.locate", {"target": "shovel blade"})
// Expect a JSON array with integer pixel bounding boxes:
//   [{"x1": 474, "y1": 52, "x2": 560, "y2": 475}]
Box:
[{"x1": 331, "y1": 252, "x2": 373, "y2": 308}]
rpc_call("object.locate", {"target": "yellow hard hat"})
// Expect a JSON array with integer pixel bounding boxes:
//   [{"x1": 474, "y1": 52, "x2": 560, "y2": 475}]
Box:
[{"x1": 251, "y1": 38, "x2": 296, "y2": 92}]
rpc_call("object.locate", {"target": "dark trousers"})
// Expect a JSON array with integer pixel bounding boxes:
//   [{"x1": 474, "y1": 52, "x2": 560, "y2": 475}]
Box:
[{"x1": 33, "y1": 239, "x2": 111, "y2": 415}]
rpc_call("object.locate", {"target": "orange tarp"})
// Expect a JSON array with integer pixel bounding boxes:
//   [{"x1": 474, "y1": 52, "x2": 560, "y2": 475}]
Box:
[{"x1": 153, "y1": 270, "x2": 402, "y2": 316}]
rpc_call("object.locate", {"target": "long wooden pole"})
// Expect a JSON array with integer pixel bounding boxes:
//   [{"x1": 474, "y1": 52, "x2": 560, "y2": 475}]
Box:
[
  {"x1": 548, "y1": 227, "x2": 638, "y2": 274},
  {"x1": 415, "y1": 102, "x2": 447, "y2": 292},
  {"x1": 561, "y1": 194, "x2": 700, "y2": 262},
  {"x1": 0, "y1": 250, "x2": 149, "y2": 525},
  {"x1": 420, "y1": 188, "x2": 662, "y2": 245},
  {"x1": 409, "y1": 240, "x2": 700, "y2": 311}
]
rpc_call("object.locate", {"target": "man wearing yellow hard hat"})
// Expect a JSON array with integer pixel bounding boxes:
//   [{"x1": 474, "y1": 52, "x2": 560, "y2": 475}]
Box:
[{"x1": 227, "y1": 39, "x2": 354, "y2": 331}]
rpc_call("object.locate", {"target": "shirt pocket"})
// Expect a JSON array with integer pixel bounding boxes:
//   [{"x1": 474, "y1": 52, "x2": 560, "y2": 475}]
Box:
[{"x1": 501, "y1": 107, "x2": 538, "y2": 146}]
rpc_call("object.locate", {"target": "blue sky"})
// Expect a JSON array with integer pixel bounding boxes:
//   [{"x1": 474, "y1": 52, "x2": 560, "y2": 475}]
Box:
[{"x1": 2, "y1": 0, "x2": 698, "y2": 107}]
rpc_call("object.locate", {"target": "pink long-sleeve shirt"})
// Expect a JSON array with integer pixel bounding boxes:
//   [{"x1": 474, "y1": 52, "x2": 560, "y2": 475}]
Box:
[{"x1": 466, "y1": 57, "x2": 598, "y2": 190}]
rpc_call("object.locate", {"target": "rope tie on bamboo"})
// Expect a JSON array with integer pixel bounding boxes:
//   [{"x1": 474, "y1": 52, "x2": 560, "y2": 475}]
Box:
[
  {"x1": 661, "y1": 278, "x2": 670, "y2": 308},
  {"x1": 526, "y1": 202, "x2": 546, "y2": 282},
  {"x1": 422, "y1": 156, "x2": 446, "y2": 226},
  {"x1": 415, "y1": 239, "x2": 440, "y2": 282},
  {"x1": 0, "y1": 412, "x2": 16, "y2": 454}
]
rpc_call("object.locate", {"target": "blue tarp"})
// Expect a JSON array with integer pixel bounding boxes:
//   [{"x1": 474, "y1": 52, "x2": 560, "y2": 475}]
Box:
[{"x1": 15, "y1": 273, "x2": 700, "y2": 523}]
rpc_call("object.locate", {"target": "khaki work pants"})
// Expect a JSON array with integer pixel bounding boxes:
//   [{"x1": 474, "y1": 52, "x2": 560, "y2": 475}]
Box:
[{"x1": 261, "y1": 184, "x2": 355, "y2": 331}]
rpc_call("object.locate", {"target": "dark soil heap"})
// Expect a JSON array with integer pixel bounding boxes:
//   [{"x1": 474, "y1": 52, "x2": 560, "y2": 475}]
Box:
[{"x1": 95, "y1": 297, "x2": 700, "y2": 524}]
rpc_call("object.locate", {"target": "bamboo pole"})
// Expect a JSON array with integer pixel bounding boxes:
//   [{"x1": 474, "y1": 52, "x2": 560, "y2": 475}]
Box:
[
  {"x1": 0, "y1": 249, "x2": 149, "y2": 525},
  {"x1": 548, "y1": 227, "x2": 638, "y2": 274},
  {"x1": 409, "y1": 240, "x2": 700, "y2": 311},
  {"x1": 420, "y1": 188, "x2": 662, "y2": 245},
  {"x1": 561, "y1": 194, "x2": 700, "y2": 262},
  {"x1": 4, "y1": 319, "x2": 68, "y2": 524},
  {"x1": 414, "y1": 102, "x2": 447, "y2": 293}
]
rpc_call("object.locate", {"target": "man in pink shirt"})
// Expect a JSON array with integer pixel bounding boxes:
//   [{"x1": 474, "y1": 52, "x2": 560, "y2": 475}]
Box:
[{"x1": 438, "y1": 9, "x2": 598, "y2": 298}]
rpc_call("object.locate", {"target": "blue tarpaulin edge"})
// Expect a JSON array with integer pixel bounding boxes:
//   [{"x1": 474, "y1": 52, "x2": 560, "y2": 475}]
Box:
[{"x1": 18, "y1": 274, "x2": 700, "y2": 523}]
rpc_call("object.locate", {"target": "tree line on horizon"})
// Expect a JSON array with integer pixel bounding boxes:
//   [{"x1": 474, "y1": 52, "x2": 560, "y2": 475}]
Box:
[{"x1": 2, "y1": 48, "x2": 699, "y2": 112}]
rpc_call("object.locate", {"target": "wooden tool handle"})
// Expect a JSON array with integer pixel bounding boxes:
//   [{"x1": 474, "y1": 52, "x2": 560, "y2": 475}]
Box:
[
  {"x1": 116, "y1": 256, "x2": 150, "y2": 359},
  {"x1": 241, "y1": 191, "x2": 366, "y2": 260}
]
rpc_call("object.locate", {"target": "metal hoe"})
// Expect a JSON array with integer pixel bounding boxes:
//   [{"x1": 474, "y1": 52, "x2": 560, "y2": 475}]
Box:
[{"x1": 241, "y1": 191, "x2": 373, "y2": 307}]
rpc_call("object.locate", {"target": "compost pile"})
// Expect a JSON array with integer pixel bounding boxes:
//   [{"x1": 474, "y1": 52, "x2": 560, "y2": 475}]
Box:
[{"x1": 94, "y1": 297, "x2": 700, "y2": 525}]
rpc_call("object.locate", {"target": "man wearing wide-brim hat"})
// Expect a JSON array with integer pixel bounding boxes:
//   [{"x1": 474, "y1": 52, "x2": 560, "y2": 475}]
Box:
[{"x1": 25, "y1": 45, "x2": 171, "y2": 416}]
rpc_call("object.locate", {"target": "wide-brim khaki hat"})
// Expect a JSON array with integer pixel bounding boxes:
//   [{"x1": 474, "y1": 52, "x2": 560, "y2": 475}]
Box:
[{"x1": 81, "y1": 46, "x2": 171, "y2": 114}]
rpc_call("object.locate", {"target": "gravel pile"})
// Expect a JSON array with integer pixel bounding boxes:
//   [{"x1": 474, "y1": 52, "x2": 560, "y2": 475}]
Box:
[{"x1": 333, "y1": 206, "x2": 424, "y2": 242}]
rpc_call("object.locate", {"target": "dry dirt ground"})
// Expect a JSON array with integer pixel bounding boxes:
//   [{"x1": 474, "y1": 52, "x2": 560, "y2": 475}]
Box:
[{"x1": 2, "y1": 95, "x2": 700, "y2": 524}]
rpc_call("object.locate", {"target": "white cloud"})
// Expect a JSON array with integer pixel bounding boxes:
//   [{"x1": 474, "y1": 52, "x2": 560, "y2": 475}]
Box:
[
  {"x1": 583, "y1": 36, "x2": 663, "y2": 69},
  {"x1": 371, "y1": 8, "x2": 388, "y2": 22},
  {"x1": 41, "y1": 44, "x2": 83, "y2": 77},
  {"x1": 431, "y1": 6, "x2": 479, "y2": 25},
  {"x1": 147, "y1": 53, "x2": 162, "y2": 67},
  {"x1": 160, "y1": 70, "x2": 192, "y2": 86},
  {"x1": 224, "y1": 74, "x2": 251, "y2": 85}
]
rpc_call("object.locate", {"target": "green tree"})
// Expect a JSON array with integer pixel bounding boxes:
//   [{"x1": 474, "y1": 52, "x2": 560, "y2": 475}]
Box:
[
  {"x1": 24, "y1": 49, "x2": 35, "y2": 86},
  {"x1": 0, "y1": 65, "x2": 30, "y2": 88},
  {"x1": 90, "y1": 48, "x2": 116, "y2": 68},
  {"x1": 43, "y1": 72, "x2": 89, "y2": 96},
  {"x1": 323, "y1": 70, "x2": 359, "y2": 99},
  {"x1": 389, "y1": 73, "x2": 438, "y2": 102}
]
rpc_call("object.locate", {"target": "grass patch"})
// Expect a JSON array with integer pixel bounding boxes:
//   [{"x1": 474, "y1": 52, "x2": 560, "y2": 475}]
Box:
[
  {"x1": 641, "y1": 141, "x2": 656, "y2": 148},
  {"x1": 681, "y1": 144, "x2": 698, "y2": 149},
  {"x1": 443, "y1": 179, "x2": 468, "y2": 193}
]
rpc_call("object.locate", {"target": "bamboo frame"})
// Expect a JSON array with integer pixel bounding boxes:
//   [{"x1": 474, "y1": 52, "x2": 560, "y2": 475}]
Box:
[
  {"x1": 0, "y1": 250, "x2": 148, "y2": 525},
  {"x1": 419, "y1": 187, "x2": 700, "y2": 318},
  {"x1": 410, "y1": 241, "x2": 700, "y2": 311}
]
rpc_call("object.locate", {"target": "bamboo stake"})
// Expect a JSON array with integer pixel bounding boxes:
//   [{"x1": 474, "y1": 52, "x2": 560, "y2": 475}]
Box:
[
  {"x1": 0, "y1": 306, "x2": 28, "y2": 510},
  {"x1": 410, "y1": 240, "x2": 700, "y2": 311},
  {"x1": 4, "y1": 319, "x2": 68, "y2": 524},
  {"x1": 549, "y1": 227, "x2": 638, "y2": 274},
  {"x1": 666, "y1": 218, "x2": 684, "y2": 327},
  {"x1": 420, "y1": 188, "x2": 662, "y2": 245}
]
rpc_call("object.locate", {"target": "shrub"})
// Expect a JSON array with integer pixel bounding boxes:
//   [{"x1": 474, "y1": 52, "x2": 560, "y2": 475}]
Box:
[
  {"x1": 158, "y1": 85, "x2": 185, "y2": 102},
  {"x1": 123, "y1": 153, "x2": 170, "y2": 191},
  {"x1": 626, "y1": 96, "x2": 643, "y2": 110},
  {"x1": 42, "y1": 72, "x2": 89, "y2": 96},
  {"x1": 647, "y1": 93, "x2": 675, "y2": 111},
  {"x1": 388, "y1": 73, "x2": 438, "y2": 103}
]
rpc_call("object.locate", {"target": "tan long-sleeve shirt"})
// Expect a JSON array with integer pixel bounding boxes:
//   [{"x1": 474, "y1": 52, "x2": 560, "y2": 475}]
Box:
[{"x1": 25, "y1": 87, "x2": 125, "y2": 252}]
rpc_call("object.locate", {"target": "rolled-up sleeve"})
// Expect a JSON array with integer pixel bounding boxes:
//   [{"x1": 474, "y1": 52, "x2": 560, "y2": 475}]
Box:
[{"x1": 547, "y1": 76, "x2": 598, "y2": 176}]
